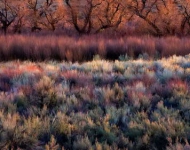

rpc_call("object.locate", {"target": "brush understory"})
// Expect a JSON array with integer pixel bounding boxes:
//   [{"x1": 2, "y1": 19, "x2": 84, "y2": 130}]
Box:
[
  {"x1": 0, "y1": 55, "x2": 190, "y2": 150},
  {"x1": 1, "y1": 35, "x2": 190, "y2": 62}
]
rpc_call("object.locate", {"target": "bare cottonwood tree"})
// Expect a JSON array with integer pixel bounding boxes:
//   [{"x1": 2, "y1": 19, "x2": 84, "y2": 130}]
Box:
[
  {"x1": 64, "y1": 0, "x2": 127, "y2": 34},
  {"x1": 0, "y1": 0, "x2": 18, "y2": 34},
  {"x1": 12, "y1": 1, "x2": 27, "y2": 33},
  {"x1": 126, "y1": 0, "x2": 163, "y2": 36},
  {"x1": 176, "y1": 0, "x2": 190, "y2": 34},
  {"x1": 126, "y1": 0, "x2": 187, "y2": 36},
  {"x1": 95, "y1": 0, "x2": 127, "y2": 33},
  {"x1": 26, "y1": 0, "x2": 42, "y2": 32},
  {"x1": 39, "y1": 0, "x2": 64, "y2": 31},
  {"x1": 156, "y1": 0, "x2": 181, "y2": 35},
  {"x1": 64, "y1": 0, "x2": 101, "y2": 34}
]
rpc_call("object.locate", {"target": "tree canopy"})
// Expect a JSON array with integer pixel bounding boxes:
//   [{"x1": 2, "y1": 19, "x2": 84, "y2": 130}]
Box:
[{"x1": 0, "y1": 0, "x2": 189, "y2": 36}]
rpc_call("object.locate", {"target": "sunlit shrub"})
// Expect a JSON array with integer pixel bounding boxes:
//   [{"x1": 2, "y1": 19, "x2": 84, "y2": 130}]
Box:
[
  {"x1": 167, "y1": 139, "x2": 190, "y2": 150},
  {"x1": 0, "y1": 112, "x2": 39, "y2": 149},
  {"x1": 113, "y1": 61, "x2": 125, "y2": 74},
  {"x1": 45, "y1": 135, "x2": 60, "y2": 150},
  {"x1": 30, "y1": 76, "x2": 58, "y2": 109},
  {"x1": 168, "y1": 79, "x2": 189, "y2": 98}
]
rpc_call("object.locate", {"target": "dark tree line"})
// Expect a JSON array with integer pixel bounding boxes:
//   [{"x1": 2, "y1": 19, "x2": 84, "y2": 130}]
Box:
[{"x1": 0, "y1": 0, "x2": 190, "y2": 36}]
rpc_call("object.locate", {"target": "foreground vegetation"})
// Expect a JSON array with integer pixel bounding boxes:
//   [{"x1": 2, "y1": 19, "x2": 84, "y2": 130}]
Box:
[{"x1": 0, "y1": 55, "x2": 190, "y2": 149}]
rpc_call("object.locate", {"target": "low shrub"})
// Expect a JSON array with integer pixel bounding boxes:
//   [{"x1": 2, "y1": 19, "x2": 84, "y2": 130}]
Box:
[{"x1": 0, "y1": 55, "x2": 189, "y2": 149}]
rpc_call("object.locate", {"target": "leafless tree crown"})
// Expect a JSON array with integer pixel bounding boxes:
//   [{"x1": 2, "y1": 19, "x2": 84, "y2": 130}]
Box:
[{"x1": 0, "y1": 0, "x2": 189, "y2": 35}]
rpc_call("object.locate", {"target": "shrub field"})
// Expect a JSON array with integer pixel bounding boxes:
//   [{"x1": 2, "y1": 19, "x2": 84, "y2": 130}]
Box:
[{"x1": 0, "y1": 55, "x2": 190, "y2": 149}]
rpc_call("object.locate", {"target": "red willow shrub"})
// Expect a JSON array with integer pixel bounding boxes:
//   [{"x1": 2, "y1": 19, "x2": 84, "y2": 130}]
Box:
[{"x1": 0, "y1": 35, "x2": 190, "y2": 61}]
